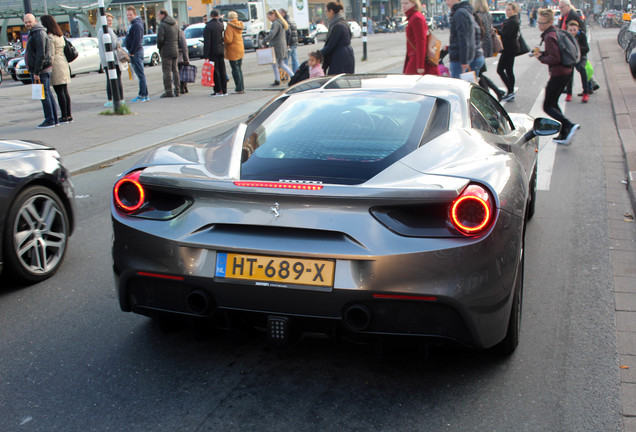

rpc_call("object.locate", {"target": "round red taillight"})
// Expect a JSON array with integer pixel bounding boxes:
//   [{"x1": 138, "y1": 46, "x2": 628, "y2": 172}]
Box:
[
  {"x1": 114, "y1": 170, "x2": 145, "y2": 213},
  {"x1": 450, "y1": 184, "x2": 494, "y2": 235}
]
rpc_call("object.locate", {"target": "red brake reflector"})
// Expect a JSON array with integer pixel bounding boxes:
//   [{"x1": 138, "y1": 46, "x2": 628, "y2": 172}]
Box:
[
  {"x1": 234, "y1": 181, "x2": 323, "y2": 191},
  {"x1": 137, "y1": 271, "x2": 185, "y2": 281},
  {"x1": 373, "y1": 294, "x2": 437, "y2": 301}
]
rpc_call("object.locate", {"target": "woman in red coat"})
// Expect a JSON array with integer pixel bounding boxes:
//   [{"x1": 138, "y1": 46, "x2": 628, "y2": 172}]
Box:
[{"x1": 402, "y1": 0, "x2": 439, "y2": 75}]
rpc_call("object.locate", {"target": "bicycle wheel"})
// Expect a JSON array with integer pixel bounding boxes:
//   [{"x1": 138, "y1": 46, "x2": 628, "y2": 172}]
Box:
[{"x1": 618, "y1": 27, "x2": 632, "y2": 49}]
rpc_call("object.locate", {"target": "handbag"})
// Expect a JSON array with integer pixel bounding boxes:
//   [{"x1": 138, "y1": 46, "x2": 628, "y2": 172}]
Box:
[
  {"x1": 517, "y1": 33, "x2": 530, "y2": 56},
  {"x1": 63, "y1": 38, "x2": 78, "y2": 63},
  {"x1": 31, "y1": 83, "x2": 45, "y2": 99},
  {"x1": 426, "y1": 32, "x2": 442, "y2": 66},
  {"x1": 117, "y1": 46, "x2": 130, "y2": 64},
  {"x1": 179, "y1": 64, "x2": 197, "y2": 83},
  {"x1": 256, "y1": 47, "x2": 276, "y2": 65},
  {"x1": 492, "y1": 30, "x2": 503, "y2": 56},
  {"x1": 201, "y1": 60, "x2": 215, "y2": 87}
]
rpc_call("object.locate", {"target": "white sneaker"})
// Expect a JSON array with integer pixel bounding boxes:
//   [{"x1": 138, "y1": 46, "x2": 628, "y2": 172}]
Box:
[{"x1": 563, "y1": 124, "x2": 579, "y2": 145}]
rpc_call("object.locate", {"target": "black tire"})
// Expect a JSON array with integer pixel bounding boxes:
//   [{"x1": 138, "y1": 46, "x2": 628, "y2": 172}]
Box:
[
  {"x1": 150, "y1": 53, "x2": 159, "y2": 66},
  {"x1": 98, "y1": 64, "x2": 104, "y2": 74},
  {"x1": 11, "y1": 73, "x2": 18, "y2": 81},
  {"x1": 20, "y1": 79, "x2": 30, "y2": 85},
  {"x1": 492, "y1": 223, "x2": 524, "y2": 356},
  {"x1": 618, "y1": 26, "x2": 631, "y2": 49},
  {"x1": 3, "y1": 186, "x2": 70, "y2": 284},
  {"x1": 527, "y1": 168, "x2": 537, "y2": 220}
]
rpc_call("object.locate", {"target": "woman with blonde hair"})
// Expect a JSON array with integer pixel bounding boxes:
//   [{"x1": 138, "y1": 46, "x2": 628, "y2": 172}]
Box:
[
  {"x1": 262, "y1": 9, "x2": 294, "y2": 86},
  {"x1": 402, "y1": 0, "x2": 438, "y2": 75},
  {"x1": 497, "y1": 2, "x2": 521, "y2": 101}
]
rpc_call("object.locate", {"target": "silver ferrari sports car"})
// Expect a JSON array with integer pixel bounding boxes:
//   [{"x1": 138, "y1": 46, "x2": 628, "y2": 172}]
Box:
[{"x1": 111, "y1": 74, "x2": 560, "y2": 354}]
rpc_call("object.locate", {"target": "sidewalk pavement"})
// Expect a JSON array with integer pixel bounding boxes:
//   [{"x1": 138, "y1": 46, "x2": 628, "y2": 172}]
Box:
[{"x1": 598, "y1": 35, "x2": 636, "y2": 431}]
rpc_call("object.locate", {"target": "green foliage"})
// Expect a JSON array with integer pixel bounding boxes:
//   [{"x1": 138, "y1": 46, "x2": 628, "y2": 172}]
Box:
[{"x1": 99, "y1": 103, "x2": 132, "y2": 116}]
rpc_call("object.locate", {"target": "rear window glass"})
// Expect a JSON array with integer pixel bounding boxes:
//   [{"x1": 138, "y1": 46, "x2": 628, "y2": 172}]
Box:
[{"x1": 240, "y1": 91, "x2": 440, "y2": 185}]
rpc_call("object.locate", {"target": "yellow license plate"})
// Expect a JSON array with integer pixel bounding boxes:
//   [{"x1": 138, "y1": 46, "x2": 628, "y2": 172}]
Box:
[{"x1": 215, "y1": 252, "x2": 335, "y2": 288}]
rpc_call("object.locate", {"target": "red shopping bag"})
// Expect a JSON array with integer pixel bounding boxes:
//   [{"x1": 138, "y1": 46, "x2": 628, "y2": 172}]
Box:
[{"x1": 201, "y1": 60, "x2": 214, "y2": 87}]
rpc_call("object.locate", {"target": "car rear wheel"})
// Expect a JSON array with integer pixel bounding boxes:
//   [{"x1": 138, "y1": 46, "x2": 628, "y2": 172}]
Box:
[
  {"x1": 150, "y1": 53, "x2": 159, "y2": 66},
  {"x1": 3, "y1": 186, "x2": 70, "y2": 284}
]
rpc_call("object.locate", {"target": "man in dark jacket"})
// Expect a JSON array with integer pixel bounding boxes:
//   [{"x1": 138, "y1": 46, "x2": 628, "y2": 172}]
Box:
[
  {"x1": 125, "y1": 6, "x2": 149, "y2": 102},
  {"x1": 157, "y1": 9, "x2": 179, "y2": 97},
  {"x1": 534, "y1": 8, "x2": 579, "y2": 145},
  {"x1": 203, "y1": 10, "x2": 227, "y2": 96},
  {"x1": 557, "y1": 0, "x2": 585, "y2": 32},
  {"x1": 24, "y1": 13, "x2": 57, "y2": 128},
  {"x1": 445, "y1": 0, "x2": 476, "y2": 78}
]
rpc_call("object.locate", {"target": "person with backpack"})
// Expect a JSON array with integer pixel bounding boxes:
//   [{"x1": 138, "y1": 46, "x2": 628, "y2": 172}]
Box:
[
  {"x1": 23, "y1": 13, "x2": 58, "y2": 128},
  {"x1": 533, "y1": 8, "x2": 579, "y2": 145},
  {"x1": 564, "y1": 20, "x2": 590, "y2": 103}
]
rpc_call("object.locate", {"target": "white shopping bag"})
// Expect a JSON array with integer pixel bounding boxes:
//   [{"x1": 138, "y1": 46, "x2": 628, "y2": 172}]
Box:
[
  {"x1": 460, "y1": 70, "x2": 477, "y2": 83},
  {"x1": 256, "y1": 47, "x2": 276, "y2": 65},
  {"x1": 31, "y1": 83, "x2": 45, "y2": 100}
]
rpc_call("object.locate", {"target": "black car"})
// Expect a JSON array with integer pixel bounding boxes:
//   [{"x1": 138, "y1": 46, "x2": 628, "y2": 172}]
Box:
[{"x1": 0, "y1": 140, "x2": 75, "y2": 284}]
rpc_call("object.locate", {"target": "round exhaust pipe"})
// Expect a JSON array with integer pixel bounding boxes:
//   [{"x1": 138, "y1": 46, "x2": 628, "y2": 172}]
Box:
[
  {"x1": 344, "y1": 304, "x2": 372, "y2": 331},
  {"x1": 186, "y1": 290, "x2": 214, "y2": 315}
]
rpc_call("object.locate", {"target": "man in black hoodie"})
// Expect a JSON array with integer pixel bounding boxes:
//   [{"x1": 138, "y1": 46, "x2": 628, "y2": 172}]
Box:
[
  {"x1": 24, "y1": 13, "x2": 57, "y2": 128},
  {"x1": 126, "y1": 6, "x2": 149, "y2": 102},
  {"x1": 157, "y1": 9, "x2": 179, "y2": 97}
]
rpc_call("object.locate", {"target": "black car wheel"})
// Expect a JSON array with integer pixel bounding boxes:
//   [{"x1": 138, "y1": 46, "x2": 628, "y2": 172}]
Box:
[
  {"x1": 11, "y1": 73, "x2": 17, "y2": 81},
  {"x1": 150, "y1": 53, "x2": 159, "y2": 66},
  {"x1": 3, "y1": 186, "x2": 70, "y2": 284},
  {"x1": 20, "y1": 79, "x2": 30, "y2": 85}
]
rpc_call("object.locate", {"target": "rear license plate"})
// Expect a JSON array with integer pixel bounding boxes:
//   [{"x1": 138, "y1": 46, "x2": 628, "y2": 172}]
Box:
[{"x1": 215, "y1": 252, "x2": 335, "y2": 288}]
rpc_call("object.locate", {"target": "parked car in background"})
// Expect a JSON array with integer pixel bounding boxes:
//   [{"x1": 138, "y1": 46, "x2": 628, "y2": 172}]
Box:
[
  {"x1": 111, "y1": 74, "x2": 561, "y2": 355},
  {"x1": 348, "y1": 21, "x2": 362, "y2": 38},
  {"x1": 141, "y1": 34, "x2": 161, "y2": 66},
  {"x1": 310, "y1": 23, "x2": 328, "y2": 42},
  {"x1": 7, "y1": 56, "x2": 22, "y2": 81},
  {"x1": 491, "y1": 11, "x2": 506, "y2": 32},
  {"x1": 184, "y1": 23, "x2": 205, "y2": 58},
  {"x1": 553, "y1": 10, "x2": 561, "y2": 25},
  {"x1": 68, "y1": 37, "x2": 103, "y2": 77},
  {"x1": 0, "y1": 140, "x2": 75, "y2": 284},
  {"x1": 374, "y1": 21, "x2": 395, "y2": 33},
  {"x1": 14, "y1": 37, "x2": 103, "y2": 84}
]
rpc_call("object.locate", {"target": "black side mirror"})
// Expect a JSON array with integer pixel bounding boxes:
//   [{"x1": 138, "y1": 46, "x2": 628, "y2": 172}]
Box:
[{"x1": 532, "y1": 117, "x2": 561, "y2": 136}]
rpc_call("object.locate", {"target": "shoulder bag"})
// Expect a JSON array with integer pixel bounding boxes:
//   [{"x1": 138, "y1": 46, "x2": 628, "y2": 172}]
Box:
[{"x1": 63, "y1": 38, "x2": 79, "y2": 63}]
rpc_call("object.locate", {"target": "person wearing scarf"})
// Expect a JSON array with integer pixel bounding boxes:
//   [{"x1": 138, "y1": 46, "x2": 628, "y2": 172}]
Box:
[{"x1": 320, "y1": 2, "x2": 355, "y2": 75}]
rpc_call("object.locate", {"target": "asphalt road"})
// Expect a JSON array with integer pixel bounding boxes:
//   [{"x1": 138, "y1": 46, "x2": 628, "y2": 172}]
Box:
[{"x1": 0, "y1": 29, "x2": 625, "y2": 431}]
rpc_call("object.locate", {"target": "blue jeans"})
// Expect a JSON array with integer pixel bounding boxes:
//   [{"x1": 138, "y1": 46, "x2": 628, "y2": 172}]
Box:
[
  {"x1": 34, "y1": 71, "x2": 57, "y2": 124},
  {"x1": 129, "y1": 49, "x2": 148, "y2": 97},
  {"x1": 229, "y1": 59, "x2": 244, "y2": 92},
  {"x1": 284, "y1": 45, "x2": 299, "y2": 73}
]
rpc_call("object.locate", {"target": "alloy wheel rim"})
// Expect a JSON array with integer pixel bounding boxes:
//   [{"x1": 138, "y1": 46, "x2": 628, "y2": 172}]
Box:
[{"x1": 13, "y1": 194, "x2": 67, "y2": 275}]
